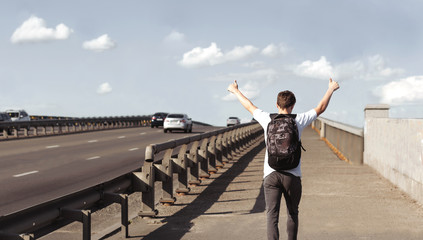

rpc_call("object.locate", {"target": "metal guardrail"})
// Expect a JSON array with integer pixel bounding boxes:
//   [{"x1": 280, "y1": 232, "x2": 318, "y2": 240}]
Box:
[
  {"x1": 0, "y1": 122, "x2": 263, "y2": 240},
  {"x1": 0, "y1": 116, "x2": 152, "y2": 139}
]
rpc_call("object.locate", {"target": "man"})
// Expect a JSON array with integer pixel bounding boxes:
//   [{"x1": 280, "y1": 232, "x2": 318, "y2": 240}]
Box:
[{"x1": 227, "y1": 78, "x2": 339, "y2": 240}]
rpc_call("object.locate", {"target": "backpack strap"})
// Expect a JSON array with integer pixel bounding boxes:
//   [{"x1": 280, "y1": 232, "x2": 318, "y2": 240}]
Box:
[{"x1": 270, "y1": 113, "x2": 297, "y2": 120}]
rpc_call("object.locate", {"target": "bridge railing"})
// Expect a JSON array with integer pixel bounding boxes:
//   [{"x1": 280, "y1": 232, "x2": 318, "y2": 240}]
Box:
[
  {"x1": 0, "y1": 122, "x2": 263, "y2": 240},
  {"x1": 312, "y1": 117, "x2": 364, "y2": 164},
  {"x1": 136, "y1": 122, "x2": 263, "y2": 218},
  {"x1": 0, "y1": 116, "x2": 152, "y2": 139}
]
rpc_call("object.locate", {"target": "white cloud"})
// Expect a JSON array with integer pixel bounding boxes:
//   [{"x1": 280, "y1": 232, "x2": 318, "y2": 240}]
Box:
[
  {"x1": 294, "y1": 56, "x2": 334, "y2": 80},
  {"x1": 375, "y1": 76, "x2": 423, "y2": 105},
  {"x1": 332, "y1": 60, "x2": 365, "y2": 80},
  {"x1": 334, "y1": 55, "x2": 404, "y2": 81},
  {"x1": 97, "y1": 82, "x2": 112, "y2": 94},
  {"x1": 365, "y1": 55, "x2": 404, "y2": 79},
  {"x1": 10, "y1": 16, "x2": 73, "y2": 43},
  {"x1": 83, "y1": 34, "x2": 116, "y2": 52},
  {"x1": 293, "y1": 55, "x2": 404, "y2": 81},
  {"x1": 211, "y1": 68, "x2": 279, "y2": 82},
  {"x1": 222, "y1": 81, "x2": 261, "y2": 101},
  {"x1": 219, "y1": 69, "x2": 279, "y2": 101},
  {"x1": 261, "y1": 43, "x2": 288, "y2": 57},
  {"x1": 179, "y1": 42, "x2": 259, "y2": 68},
  {"x1": 243, "y1": 61, "x2": 266, "y2": 68},
  {"x1": 225, "y1": 45, "x2": 259, "y2": 61},
  {"x1": 164, "y1": 30, "x2": 186, "y2": 42}
]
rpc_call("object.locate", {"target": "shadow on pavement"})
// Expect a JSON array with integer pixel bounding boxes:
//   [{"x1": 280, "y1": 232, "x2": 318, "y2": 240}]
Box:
[{"x1": 138, "y1": 141, "x2": 266, "y2": 240}]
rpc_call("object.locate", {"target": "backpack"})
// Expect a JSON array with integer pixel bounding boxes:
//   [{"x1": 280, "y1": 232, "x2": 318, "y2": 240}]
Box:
[{"x1": 267, "y1": 114, "x2": 304, "y2": 171}]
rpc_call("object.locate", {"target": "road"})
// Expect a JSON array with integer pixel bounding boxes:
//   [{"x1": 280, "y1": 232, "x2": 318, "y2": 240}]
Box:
[{"x1": 0, "y1": 125, "x2": 220, "y2": 216}]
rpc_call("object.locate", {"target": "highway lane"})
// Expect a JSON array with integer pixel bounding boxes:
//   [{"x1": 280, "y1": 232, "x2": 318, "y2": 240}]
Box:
[{"x1": 0, "y1": 125, "x2": 221, "y2": 216}]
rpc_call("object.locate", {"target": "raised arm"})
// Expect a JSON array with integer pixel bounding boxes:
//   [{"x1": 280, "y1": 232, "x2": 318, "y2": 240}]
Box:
[
  {"x1": 227, "y1": 80, "x2": 258, "y2": 114},
  {"x1": 314, "y1": 78, "x2": 340, "y2": 116}
]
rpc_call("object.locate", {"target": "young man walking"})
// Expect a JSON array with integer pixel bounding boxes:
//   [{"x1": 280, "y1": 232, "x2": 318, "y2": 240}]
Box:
[{"x1": 227, "y1": 79, "x2": 339, "y2": 240}]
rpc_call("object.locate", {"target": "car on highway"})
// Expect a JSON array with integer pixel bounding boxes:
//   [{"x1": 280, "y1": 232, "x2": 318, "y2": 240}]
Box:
[
  {"x1": 151, "y1": 112, "x2": 168, "y2": 128},
  {"x1": 0, "y1": 112, "x2": 12, "y2": 134},
  {"x1": 163, "y1": 113, "x2": 192, "y2": 133},
  {"x1": 0, "y1": 112, "x2": 11, "y2": 122},
  {"x1": 6, "y1": 109, "x2": 30, "y2": 122},
  {"x1": 227, "y1": 117, "x2": 240, "y2": 127}
]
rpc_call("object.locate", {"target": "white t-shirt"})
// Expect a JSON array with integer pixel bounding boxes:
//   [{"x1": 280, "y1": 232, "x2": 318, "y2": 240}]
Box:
[{"x1": 253, "y1": 108, "x2": 317, "y2": 178}]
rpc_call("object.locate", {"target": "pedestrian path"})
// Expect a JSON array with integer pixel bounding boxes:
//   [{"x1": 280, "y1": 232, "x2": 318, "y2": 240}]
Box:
[{"x1": 107, "y1": 126, "x2": 423, "y2": 240}]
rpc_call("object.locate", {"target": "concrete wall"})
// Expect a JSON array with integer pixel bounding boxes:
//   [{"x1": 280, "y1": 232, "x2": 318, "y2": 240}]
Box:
[
  {"x1": 364, "y1": 105, "x2": 423, "y2": 206},
  {"x1": 312, "y1": 117, "x2": 364, "y2": 164}
]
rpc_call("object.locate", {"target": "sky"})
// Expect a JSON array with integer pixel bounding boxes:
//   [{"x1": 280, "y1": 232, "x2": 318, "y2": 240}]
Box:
[{"x1": 1, "y1": 0, "x2": 423, "y2": 127}]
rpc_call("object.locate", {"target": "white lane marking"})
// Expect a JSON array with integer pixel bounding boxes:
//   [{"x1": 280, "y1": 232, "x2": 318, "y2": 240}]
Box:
[
  {"x1": 129, "y1": 148, "x2": 139, "y2": 151},
  {"x1": 140, "y1": 132, "x2": 146, "y2": 135},
  {"x1": 86, "y1": 156, "x2": 101, "y2": 160},
  {"x1": 46, "y1": 145, "x2": 60, "y2": 149},
  {"x1": 88, "y1": 140, "x2": 98, "y2": 143},
  {"x1": 118, "y1": 136, "x2": 126, "y2": 139},
  {"x1": 13, "y1": 170, "x2": 39, "y2": 178}
]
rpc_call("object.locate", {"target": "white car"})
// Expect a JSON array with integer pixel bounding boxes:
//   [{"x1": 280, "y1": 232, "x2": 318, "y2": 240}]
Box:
[
  {"x1": 227, "y1": 117, "x2": 240, "y2": 127},
  {"x1": 163, "y1": 113, "x2": 192, "y2": 133},
  {"x1": 6, "y1": 109, "x2": 30, "y2": 122}
]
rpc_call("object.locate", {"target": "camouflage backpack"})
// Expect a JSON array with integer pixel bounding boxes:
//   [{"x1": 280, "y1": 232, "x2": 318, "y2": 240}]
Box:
[{"x1": 267, "y1": 114, "x2": 304, "y2": 171}]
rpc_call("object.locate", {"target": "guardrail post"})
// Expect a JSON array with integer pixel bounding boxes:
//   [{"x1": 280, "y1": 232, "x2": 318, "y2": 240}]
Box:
[
  {"x1": 215, "y1": 133, "x2": 224, "y2": 168},
  {"x1": 229, "y1": 129, "x2": 238, "y2": 157},
  {"x1": 198, "y1": 138, "x2": 210, "y2": 179},
  {"x1": 173, "y1": 144, "x2": 190, "y2": 195},
  {"x1": 103, "y1": 193, "x2": 129, "y2": 238},
  {"x1": 33, "y1": 126, "x2": 38, "y2": 136},
  {"x1": 13, "y1": 128, "x2": 18, "y2": 138},
  {"x1": 155, "y1": 149, "x2": 176, "y2": 206},
  {"x1": 221, "y1": 131, "x2": 231, "y2": 162},
  {"x1": 2, "y1": 129, "x2": 8, "y2": 138},
  {"x1": 60, "y1": 208, "x2": 91, "y2": 240},
  {"x1": 243, "y1": 127, "x2": 251, "y2": 148},
  {"x1": 23, "y1": 128, "x2": 28, "y2": 137},
  {"x1": 135, "y1": 146, "x2": 158, "y2": 217},
  {"x1": 207, "y1": 136, "x2": 218, "y2": 173},
  {"x1": 234, "y1": 128, "x2": 242, "y2": 153},
  {"x1": 187, "y1": 140, "x2": 201, "y2": 186}
]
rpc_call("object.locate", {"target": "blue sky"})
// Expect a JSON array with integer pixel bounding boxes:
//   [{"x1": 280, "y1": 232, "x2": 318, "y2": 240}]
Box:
[{"x1": 1, "y1": 0, "x2": 423, "y2": 127}]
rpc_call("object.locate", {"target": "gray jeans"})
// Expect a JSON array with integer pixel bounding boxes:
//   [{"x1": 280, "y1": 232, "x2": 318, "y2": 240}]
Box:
[{"x1": 263, "y1": 171, "x2": 302, "y2": 240}]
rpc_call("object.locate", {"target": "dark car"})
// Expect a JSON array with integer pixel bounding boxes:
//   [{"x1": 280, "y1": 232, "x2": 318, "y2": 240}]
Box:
[
  {"x1": 0, "y1": 112, "x2": 11, "y2": 122},
  {"x1": 0, "y1": 112, "x2": 12, "y2": 134},
  {"x1": 151, "y1": 112, "x2": 168, "y2": 128}
]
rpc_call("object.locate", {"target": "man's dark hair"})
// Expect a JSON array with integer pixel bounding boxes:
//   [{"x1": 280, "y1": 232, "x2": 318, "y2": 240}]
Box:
[{"x1": 277, "y1": 90, "x2": 296, "y2": 109}]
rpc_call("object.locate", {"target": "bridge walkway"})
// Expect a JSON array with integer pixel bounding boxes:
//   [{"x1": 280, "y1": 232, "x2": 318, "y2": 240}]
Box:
[{"x1": 106, "y1": 126, "x2": 423, "y2": 240}]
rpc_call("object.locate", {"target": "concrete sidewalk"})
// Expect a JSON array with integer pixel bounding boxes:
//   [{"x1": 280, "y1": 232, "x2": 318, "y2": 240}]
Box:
[{"x1": 106, "y1": 127, "x2": 423, "y2": 240}]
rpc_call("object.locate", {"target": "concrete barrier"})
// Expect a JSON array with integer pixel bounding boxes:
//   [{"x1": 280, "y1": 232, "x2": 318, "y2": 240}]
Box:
[
  {"x1": 364, "y1": 104, "x2": 423, "y2": 206},
  {"x1": 312, "y1": 117, "x2": 364, "y2": 164},
  {"x1": 312, "y1": 105, "x2": 423, "y2": 206}
]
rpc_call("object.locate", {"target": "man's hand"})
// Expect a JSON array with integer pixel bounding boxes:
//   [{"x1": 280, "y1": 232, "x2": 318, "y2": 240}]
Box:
[
  {"x1": 226, "y1": 80, "x2": 257, "y2": 114},
  {"x1": 227, "y1": 80, "x2": 239, "y2": 94},
  {"x1": 329, "y1": 78, "x2": 340, "y2": 92},
  {"x1": 315, "y1": 78, "x2": 340, "y2": 116}
]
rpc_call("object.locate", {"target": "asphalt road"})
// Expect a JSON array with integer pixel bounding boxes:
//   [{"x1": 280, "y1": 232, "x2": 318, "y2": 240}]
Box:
[{"x1": 0, "y1": 125, "x2": 220, "y2": 216}]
